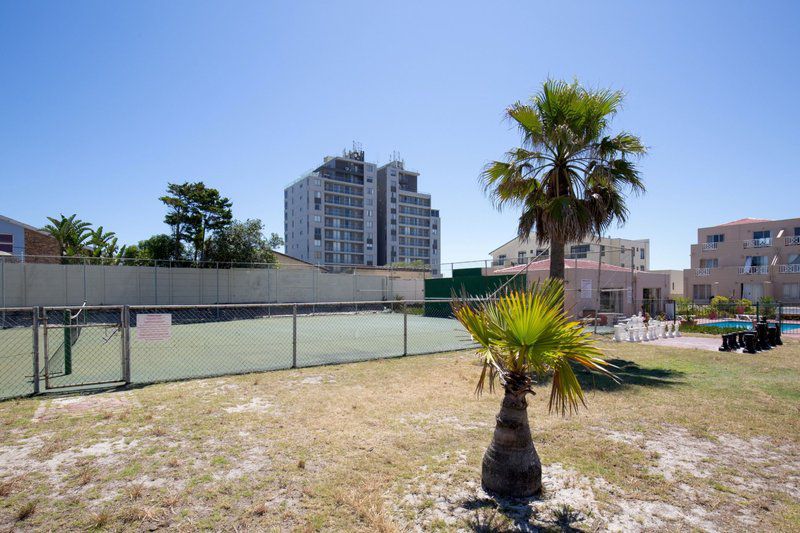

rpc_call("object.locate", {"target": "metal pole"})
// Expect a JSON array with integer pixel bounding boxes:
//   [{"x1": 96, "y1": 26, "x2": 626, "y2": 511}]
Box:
[
  {"x1": 403, "y1": 302, "x2": 408, "y2": 356},
  {"x1": 631, "y1": 248, "x2": 636, "y2": 315},
  {"x1": 83, "y1": 258, "x2": 87, "y2": 304},
  {"x1": 122, "y1": 306, "x2": 131, "y2": 384},
  {"x1": 32, "y1": 307, "x2": 40, "y2": 394},
  {"x1": 292, "y1": 304, "x2": 297, "y2": 368},
  {"x1": 42, "y1": 309, "x2": 49, "y2": 389},
  {"x1": 154, "y1": 261, "x2": 158, "y2": 306},
  {"x1": 595, "y1": 246, "x2": 602, "y2": 335},
  {"x1": 1, "y1": 258, "x2": 4, "y2": 309}
]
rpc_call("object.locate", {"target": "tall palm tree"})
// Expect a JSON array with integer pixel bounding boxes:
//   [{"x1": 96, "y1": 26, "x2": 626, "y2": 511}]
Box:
[
  {"x1": 42, "y1": 214, "x2": 92, "y2": 258},
  {"x1": 482, "y1": 79, "x2": 646, "y2": 280},
  {"x1": 453, "y1": 280, "x2": 615, "y2": 497}
]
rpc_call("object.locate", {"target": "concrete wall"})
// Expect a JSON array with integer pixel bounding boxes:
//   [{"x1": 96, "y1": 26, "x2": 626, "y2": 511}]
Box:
[{"x1": 0, "y1": 262, "x2": 425, "y2": 307}]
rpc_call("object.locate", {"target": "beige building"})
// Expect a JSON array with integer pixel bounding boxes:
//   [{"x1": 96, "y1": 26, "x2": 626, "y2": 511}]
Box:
[
  {"x1": 650, "y1": 269, "x2": 684, "y2": 298},
  {"x1": 492, "y1": 260, "x2": 670, "y2": 320},
  {"x1": 683, "y1": 217, "x2": 800, "y2": 303},
  {"x1": 489, "y1": 235, "x2": 649, "y2": 271}
]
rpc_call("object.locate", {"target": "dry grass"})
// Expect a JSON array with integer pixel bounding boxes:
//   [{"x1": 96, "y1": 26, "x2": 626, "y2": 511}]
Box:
[{"x1": 0, "y1": 337, "x2": 798, "y2": 531}]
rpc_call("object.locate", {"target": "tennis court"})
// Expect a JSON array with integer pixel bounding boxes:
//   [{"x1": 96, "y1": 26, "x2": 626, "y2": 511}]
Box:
[{"x1": 0, "y1": 303, "x2": 477, "y2": 400}]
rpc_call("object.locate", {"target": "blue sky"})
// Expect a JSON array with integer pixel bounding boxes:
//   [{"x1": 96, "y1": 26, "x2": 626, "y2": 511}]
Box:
[{"x1": 1, "y1": 1, "x2": 798, "y2": 269}]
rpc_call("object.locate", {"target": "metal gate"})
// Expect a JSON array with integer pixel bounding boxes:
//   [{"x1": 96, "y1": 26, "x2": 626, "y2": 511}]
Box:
[{"x1": 41, "y1": 306, "x2": 129, "y2": 390}]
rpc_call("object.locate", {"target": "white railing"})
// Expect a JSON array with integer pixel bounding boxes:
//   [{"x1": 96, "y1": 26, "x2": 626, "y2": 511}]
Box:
[
  {"x1": 696, "y1": 267, "x2": 713, "y2": 276},
  {"x1": 785, "y1": 236, "x2": 800, "y2": 246},
  {"x1": 702, "y1": 242, "x2": 718, "y2": 251},
  {"x1": 743, "y1": 238, "x2": 772, "y2": 248},
  {"x1": 738, "y1": 265, "x2": 769, "y2": 275},
  {"x1": 779, "y1": 264, "x2": 800, "y2": 274}
]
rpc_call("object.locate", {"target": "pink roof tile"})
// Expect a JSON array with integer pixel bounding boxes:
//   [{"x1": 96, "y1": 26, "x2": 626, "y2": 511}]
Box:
[
  {"x1": 718, "y1": 218, "x2": 772, "y2": 226},
  {"x1": 493, "y1": 259, "x2": 631, "y2": 274}
]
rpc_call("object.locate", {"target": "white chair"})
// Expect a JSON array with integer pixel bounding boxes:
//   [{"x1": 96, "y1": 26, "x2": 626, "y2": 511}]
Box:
[{"x1": 674, "y1": 321, "x2": 681, "y2": 337}]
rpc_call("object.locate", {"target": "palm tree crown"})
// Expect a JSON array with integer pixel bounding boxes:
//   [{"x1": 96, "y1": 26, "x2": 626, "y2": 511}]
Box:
[
  {"x1": 454, "y1": 279, "x2": 614, "y2": 414},
  {"x1": 482, "y1": 79, "x2": 646, "y2": 280}
]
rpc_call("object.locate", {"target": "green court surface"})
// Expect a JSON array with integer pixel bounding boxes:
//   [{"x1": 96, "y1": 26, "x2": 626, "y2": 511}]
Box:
[{"x1": 0, "y1": 312, "x2": 476, "y2": 400}]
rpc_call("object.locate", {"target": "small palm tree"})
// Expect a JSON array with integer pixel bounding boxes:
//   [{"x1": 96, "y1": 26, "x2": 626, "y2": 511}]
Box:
[
  {"x1": 482, "y1": 79, "x2": 646, "y2": 281},
  {"x1": 453, "y1": 279, "x2": 615, "y2": 497}
]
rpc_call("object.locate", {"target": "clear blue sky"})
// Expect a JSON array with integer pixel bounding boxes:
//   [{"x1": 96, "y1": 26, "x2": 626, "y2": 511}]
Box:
[{"x1": 2, "y1": 1, "x2": 798, "y2": 269}]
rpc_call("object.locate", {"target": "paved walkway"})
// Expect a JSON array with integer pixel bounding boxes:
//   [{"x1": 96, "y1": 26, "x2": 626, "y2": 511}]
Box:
[{"x1": 635, "y1": 336, "x2": 720, "y2": 352}]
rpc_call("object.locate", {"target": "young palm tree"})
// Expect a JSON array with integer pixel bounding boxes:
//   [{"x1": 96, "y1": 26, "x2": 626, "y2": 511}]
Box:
[
  {"x1": 482, "y1": 79, "x2": 646, "y2": 280},
  {"x1": 453, "y1": 279, "x2": 615, "y2": 497}
]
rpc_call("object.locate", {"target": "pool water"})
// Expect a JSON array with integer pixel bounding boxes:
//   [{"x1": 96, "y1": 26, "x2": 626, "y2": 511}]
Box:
[{"x1": 705, "y1": 320, "x2": 800, "y2": 333}]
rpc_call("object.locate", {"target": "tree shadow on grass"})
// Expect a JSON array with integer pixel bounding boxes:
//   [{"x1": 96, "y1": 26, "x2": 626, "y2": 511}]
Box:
[
  {"x1": 462, "y1": 494, "x2": 588, "y2": 532},
  {"x1": 571, "y1": 358, "x2": 684, "y2": 392},
  {"x1": 534, "y1": 358, "x2": 684, "y2": 393}
]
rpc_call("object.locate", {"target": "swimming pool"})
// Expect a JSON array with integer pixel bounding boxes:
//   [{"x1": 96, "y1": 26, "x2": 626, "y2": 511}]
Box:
[{"x1": 704, "y1": 320, "x2": 800, "y2": 333}]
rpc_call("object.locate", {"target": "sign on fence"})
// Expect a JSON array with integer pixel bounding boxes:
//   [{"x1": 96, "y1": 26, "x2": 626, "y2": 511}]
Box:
[
  {"x1": 580, "y1": 279, "x2": 592, "y2": 299},
  {"x1": 136, "y1": 314, "x2": 172, "y2": 341}
]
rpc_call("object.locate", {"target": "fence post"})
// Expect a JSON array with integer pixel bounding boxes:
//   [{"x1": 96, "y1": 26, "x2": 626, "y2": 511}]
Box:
[
  {"x1": 292, "y1": 304, "x2": 298, "y2": 369},
  {"x1": 756, "y1": 301, "x2": 760, "y2": 322},
  {"x1": 32, "y1": 306, "x2": 40, "y2": 395},
  {"x1": 403, "y1": 302, "x2": 408, "y2": 356},
  {"x1": 122, "y1": 306, "x2": 131, "y2": 384}
]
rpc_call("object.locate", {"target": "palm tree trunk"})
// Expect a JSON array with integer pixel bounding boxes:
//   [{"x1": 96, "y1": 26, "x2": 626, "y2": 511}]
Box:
[
  {"x1": 481, "y1": 387, "x2": 541, "y2": 497},
  {"x1": 549, "y1": 236, "x2": 565, "y2": 280}
]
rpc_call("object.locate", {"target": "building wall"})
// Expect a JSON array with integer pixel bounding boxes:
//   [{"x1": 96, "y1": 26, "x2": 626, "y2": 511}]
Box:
[
  {"x1": 650, "y1": 269, "x2": 684, "y2": 298},
  {"x1": 516, "y1": 267, "x2": 669, "y2": 318},
  {"x1": 0, "y1": 219, "x2": 26, "y2": 259},
  {"x1": 684, "y1": 217, "x2": 800, "y2": 303},
  {"x1": 490, "y1": 235, "x2": 650, "y2": 271},
  {"x1": 24, "y1": 228, "x2": 60, "y2": 263},
  {"x1": 0, "y1": 263, "x2": 424, "y2": 307}
]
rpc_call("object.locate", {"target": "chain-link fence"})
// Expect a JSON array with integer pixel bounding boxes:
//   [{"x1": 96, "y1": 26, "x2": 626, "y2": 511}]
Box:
[{"x1": 0, "y1": 299, "x2": 480, "y2": 401}]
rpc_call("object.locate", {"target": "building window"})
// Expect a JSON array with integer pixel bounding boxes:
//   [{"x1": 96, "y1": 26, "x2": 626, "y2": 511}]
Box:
[
  {"x1": 314, "y1": 240, "x2": 321, "y2": 247},
  {"x1": 497, "y1": 254, "x2": 507, "y2": 266},
  {"x1": 707, "y1": 234, "x2": 725, "y2": 243},
  {"x1": 640, "y1": 249, "x2": 645, "y2": 260},
  {"x1": 783, "y1": 283, "x2": 800, "y2": 300},
  {"x1": 314, "y1": 215, "x2": 321, "y2": 222},
  {"x1": 693, "y1": 284, "x2": 712, "y2": 301},
  {"x1": 0, "y1": 234, "x2": 12, "y2": 254},
  {"x1": 795, "y1": 227, "x2": 800, "y2": 237},
  {"x1": 569, "y1": 244, "x2": 590, "y2": 259},
  {"x1": 517, "y1": 251, "x2": 526, "y2": 263},
  {"x1": 314, "y1": 179, "x2": 321, "y2": 186},
  {"x1": 700, "y1": 258, "x2": 718, "y2": 268},
  {"x1": 315, "y1": 191, "x2": 321, "y2": 198}
]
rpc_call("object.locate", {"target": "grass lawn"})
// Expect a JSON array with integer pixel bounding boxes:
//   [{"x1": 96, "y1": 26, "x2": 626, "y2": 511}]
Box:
[{"x1": 0, "y1": 336, "x2": 799, "y2": 531}]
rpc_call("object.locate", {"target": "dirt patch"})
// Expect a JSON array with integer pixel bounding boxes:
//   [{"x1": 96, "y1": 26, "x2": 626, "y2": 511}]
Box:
[
  {"x1": 223, "y1": 397, "x2": 275, "y2": 414},
  {"x1": 396, "y1": 455, "x2": 726, "y2": 532},
  {"x1": 32, "y1": 393, "x2": 141, "y2": 422},
  {"x1": 601, "y1": 425, "x2": 800, "y2": 498}
]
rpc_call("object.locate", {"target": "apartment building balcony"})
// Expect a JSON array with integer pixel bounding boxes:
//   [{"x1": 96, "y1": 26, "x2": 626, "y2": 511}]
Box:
[
  {"x1": 779, "y1": 264, "x2": 800, "y2": 274},
  {"x1": 743, "y1": 238, "x2": 772, "y2": 249},
  {"x1": 702, "y1": 242, "x2": 718, "y2": 251},
  {"x1": 738, "y1": 266, "x2": 769, "y2": 275},
  {"x1": 696, "y1": 267, "x2": 714, "y2": 276},
  {"x1": 786, "y1": 236, "x2": 800, "y2": 246}
]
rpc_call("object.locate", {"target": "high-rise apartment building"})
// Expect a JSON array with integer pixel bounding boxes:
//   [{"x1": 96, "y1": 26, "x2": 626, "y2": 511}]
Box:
[
  {"x1": 377, "y1": 160, "x2": 441, "y2": 273},
  {"x1": 284, "y1": 149, "x2": 440, "y2": 272}
]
